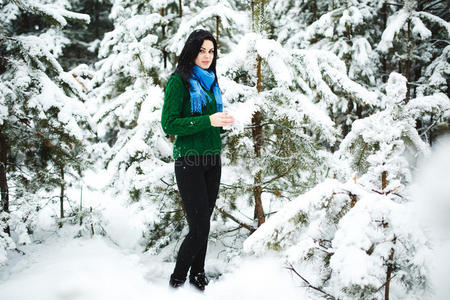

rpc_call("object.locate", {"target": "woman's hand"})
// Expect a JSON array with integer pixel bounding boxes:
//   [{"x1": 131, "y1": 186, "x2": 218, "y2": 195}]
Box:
[{"x1": 209, "y1": 112, "x2": 235, "y2": 127}]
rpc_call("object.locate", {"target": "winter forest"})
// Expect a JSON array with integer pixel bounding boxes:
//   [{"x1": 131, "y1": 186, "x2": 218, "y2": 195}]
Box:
[{"x1": 0, "y1": 0, "x2": 449, "y2": 299}]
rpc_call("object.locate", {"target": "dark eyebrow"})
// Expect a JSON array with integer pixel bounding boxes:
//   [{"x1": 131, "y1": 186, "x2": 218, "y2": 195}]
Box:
[{"x1": 200, "y1": 47, "x2": 214, "y2": 51}]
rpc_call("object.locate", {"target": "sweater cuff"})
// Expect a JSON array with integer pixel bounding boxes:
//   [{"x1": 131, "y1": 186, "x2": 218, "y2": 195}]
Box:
[{"x1": 199, "y1": 115, "x2": 211, "y2": 129}]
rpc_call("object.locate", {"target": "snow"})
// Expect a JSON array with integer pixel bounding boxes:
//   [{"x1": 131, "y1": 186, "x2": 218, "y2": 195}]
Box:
[
  {"x1": 0, "y1": 2, "x2": 20, "y2": 25},
  {"x1": 411, "y1": 16, "x2": 432, "y2": 40},
  {"x1": 29, "y1": 74, "x2": 88, "y2": 140},
  {"x1": 167, "y1": 3, "x2": 248, "y2": 55},
  {"x1": 0, "y1": 234, "x2": 305, "y2": 300},
  {"x1": 0, "y1": 168, "x2": 306, "y2": 300},
  {"x1": 411, "y1": 135, "x2": 450, "y2": 300},
  {"x1": 254, "y1": 39, "x2": 292, "y2": 86},
  {"x1": 243, "y1": 178, "x2": 340, "y2": 256},
  {"x1": 406, "y1": 93, "x2": 450, "y2": 117},
  {"x1": 386, "y1": 72, "x2": 407, "y2": 102},
  {"x1": 415, "y1": 11, "x2": 450, "y2": 39},
  {"x1": 17, "y1": 35, "x2": 63, "y2": 74},
  {"x1": 243, "y1": 174, "x2": 433, "y2": 298},
  {"x1": 2, "y1": 0, "x2": 449, "y2": 299},
  {"x1": 305, "y1": 10, "x2": 334, "y2": 40},
  {"x1": 0, "y1": 88, "x2": 7, "y2": 125},
  {"x1": 418, "y1": 45, "x2": 450, "y2": 95},
  {"x1": 337, "y1": 6, "x2": 364, "y2": 35},
  {"x1": 330, "y1": 246, "x2": 384, "y2": 288},
  {"x1": 12, "y1": 0, "x2": 90, "y2": 27},
  {"x1": 377, "y1": 9, "x2": 409, "y2": 53}
]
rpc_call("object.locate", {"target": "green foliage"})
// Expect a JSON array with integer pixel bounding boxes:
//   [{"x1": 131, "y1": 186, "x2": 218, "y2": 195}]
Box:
[
  {"x1": 142, "y1": 206, "x2": 185, "y2": 253},
  {"x1": 342, "y1": 284, "x2": 379, "y2": 300},
  {"x1": 266, "y1": 240, "x2": 282, "y2": 251},
  {"x1": 348, "y1": 136, "x2": 372, "y2": 174},
  {"x1": 0, "y1": 1, "x2": 92, "y2": 260},
  {"x1": 61, "y1": 0, "x2": 114, "y2": 70},
  {"x1": 65, "y1": 205, "x2": 107, "y2": 238},
  {"x1": 292, "y1": 212, "x2": 308, "y2": 225}
]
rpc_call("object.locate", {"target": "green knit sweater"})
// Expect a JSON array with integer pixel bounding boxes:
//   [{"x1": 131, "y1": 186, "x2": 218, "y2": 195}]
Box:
[{"x1": 161, "y1": 74, "x2": 222, "y2": 159}]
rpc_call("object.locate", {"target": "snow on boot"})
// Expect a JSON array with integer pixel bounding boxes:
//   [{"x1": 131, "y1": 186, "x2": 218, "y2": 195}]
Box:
[
  {"x1": 189, "y1": 272, "x2": 209, "y2": 291},
  {"x1": 169, "y1": 274, "x2": 185, "y2": 289}
]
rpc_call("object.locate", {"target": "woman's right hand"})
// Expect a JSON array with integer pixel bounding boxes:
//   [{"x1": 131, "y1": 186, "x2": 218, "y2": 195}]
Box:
[{"x1": 209, "y1": 112, "x2": 235, "y2": 127}]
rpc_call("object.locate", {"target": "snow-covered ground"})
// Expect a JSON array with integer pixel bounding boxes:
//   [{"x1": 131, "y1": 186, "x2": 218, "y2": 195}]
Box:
[
  {"x1": 0, "y1": 169, "x2": 309, "y2": 300},
  {"x1": 1, "y1": 137, "x2": 449, "y2": 300},
  {"x1": 0, "y1": 233, "x2": 306, "y2": 300}
]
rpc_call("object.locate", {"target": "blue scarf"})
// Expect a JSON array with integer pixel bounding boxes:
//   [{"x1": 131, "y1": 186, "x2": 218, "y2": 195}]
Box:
[{"x1": 189, "y1": 65, "x2": 223, "y2": 114}]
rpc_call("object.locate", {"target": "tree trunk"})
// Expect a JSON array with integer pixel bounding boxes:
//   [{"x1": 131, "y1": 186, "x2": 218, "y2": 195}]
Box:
[
  {"x1": 178, "y1": 0, "x2": 182, "y2": 18},
  {"x1": 253, "y1": 170, "x2": 265, "y2": 226},
  {"x1": 385, "y1": 236, "x2": 397, "y2": 300},
  {"x1": 79, "y1": 186, "x2": 83, "y2": 226},
  {"x1": 160, "y1": 7, "x2": 167, "y2": 69},
  {"x1": 312, "y1": 0, "x2": 317, "y2": 22},
  {"x1": 90, "y1": 207, "x2": 94, "y2": 236},
  {"x1": 0, "y1": 130, "x2": 10, "y2": 235},
  {"x1": 405, "y1": 19, "x2": 412, "y2": 102},
  {"x1": 252, "y1": 55, "x2": 265, "y2": 227},
  {"x1": 215, "y1": 16, "x2": 220, "y2": 49},
  {"x1": 381, "y1": 2, "x2": 388, "y2": 82},
  {"x1": 250, "y1": 0, "x2": 267, "y2": 227},
  {"x1": 251, "y1": 0, "x2": 255, "y2": 32},
  {"x1": 59, "y1": 164, "x2": 65, "y2": 228},
  {"x1": 413, "y1": 2, "x2": 424, "y2": 99},
  {"x1": 382, "y1": 172, "x2": 395, "y2": 300}
]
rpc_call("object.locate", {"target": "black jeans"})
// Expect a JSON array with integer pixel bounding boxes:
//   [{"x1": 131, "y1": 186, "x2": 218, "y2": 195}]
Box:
[{"x1": 171, "y1": 155, "x2": 221, "y2": 280}]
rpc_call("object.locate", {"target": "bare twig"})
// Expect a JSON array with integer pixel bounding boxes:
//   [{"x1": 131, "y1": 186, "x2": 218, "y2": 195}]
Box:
[
  {"x1": 160, "y1": 178, "x2": 174, "y2": 187},
  {"x1": 419, "y1": 110, "x2": 448, "y2": 137},
  {"x1": 215, "y1": 206, "x2": 256, "y2": 233},
  {"x1": 385, "y1": 2, "x2": 403, "y2": 7},
  {"x1": 371, "y1": 186, "x2": 400, "y2": 196},
  {"x1": 262, "y1": 160, "x2": 297, "y2": 186},
  {"x1": 285, "y1": 264, "x2": 336, "y2": 300},
  {"x1": 376, "y1": 274, "x2": 398, "y2": 293}
]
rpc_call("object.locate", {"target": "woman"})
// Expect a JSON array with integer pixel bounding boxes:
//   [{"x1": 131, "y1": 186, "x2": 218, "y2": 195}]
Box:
[{"x1": 161, "y1": 29, "x2": 234, "y2": 291}]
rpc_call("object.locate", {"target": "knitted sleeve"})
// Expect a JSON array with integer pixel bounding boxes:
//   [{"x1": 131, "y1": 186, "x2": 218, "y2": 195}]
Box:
[{"x1": 161, "y1": 75, "x2": 211, "y2": 136}]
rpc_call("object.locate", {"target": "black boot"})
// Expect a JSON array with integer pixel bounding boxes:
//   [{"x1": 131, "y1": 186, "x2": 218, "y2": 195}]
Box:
[
  {"x1": 169, "y1": 274, "x2": 185, "y2": 289},
  {"x1": 189, "y1": 272, "x2": 209, "y2": 291}
]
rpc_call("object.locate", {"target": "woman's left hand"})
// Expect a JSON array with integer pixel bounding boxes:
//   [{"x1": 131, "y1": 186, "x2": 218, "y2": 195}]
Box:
[{"x1": 209, "y1": 112, "x2": 235, "y2": 127}]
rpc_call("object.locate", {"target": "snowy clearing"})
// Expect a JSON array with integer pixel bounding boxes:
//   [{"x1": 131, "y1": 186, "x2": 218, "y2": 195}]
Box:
[{"x1": 0, "y1": 233, "x2": 308, "y2": 300}]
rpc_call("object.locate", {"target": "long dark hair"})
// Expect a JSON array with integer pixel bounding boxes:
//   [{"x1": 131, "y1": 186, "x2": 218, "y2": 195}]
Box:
[{"x1": 174, "y1": 29, "x2": 218, "y2": 89}]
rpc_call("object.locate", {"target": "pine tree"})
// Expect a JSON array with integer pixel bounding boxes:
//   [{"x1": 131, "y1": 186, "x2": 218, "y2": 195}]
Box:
[
  {"x1": 377, "y1": 0, "x2": 450, "y2": 143},
  {"x1": 244, "y1": 72, "x2": 447, "y2": 299},
  {"x1": 278, "y1": 1, "x2": 387, "y2": 137},
  {"x1": 210, "y1": 0, "x2": 384, "y2": 238},
  {"x1": 377, "y1": 0, "x2": 449, "y2": 95},
  {"x1": 60, "y1": 0, "x2": 114, "y2": 70},
  {"x1": 91, "y1": 0, "x2": 185, "y2": 255},
  {"x1": 265, "y1": 0, "x2": 326, "y2": 43},
  {"x1": 0, "y1": 0, "x2": 92, "y2": 260},
  {"x1": 216, "y1": 1, "x2": 343, "y2": 231},
  {"x1": 166, "y1": 0, "x2": 247, "y2": 56},
  {"x1": 94, "y1": 0, "x2": 250, "y2": 255},
  {"x1": 106, "y1": 0, "x2": 181, "y2": 75}
]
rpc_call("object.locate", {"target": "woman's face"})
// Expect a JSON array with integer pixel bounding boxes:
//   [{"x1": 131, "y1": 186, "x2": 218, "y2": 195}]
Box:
[{"x1": 194, "y1": 39, "x2": 214, "y2": 69}]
